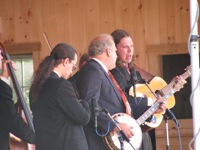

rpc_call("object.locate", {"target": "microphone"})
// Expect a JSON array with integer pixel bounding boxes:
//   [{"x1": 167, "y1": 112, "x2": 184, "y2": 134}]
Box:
[
  {"x1": 92, "y1": 98, "x2": 99, "y2": 129},
  {"x1": 129, "y1": 68, "x2": 139, "y2": 99},
  {"x1": 129, "y1": 68, "x2": 138, "y2": 85},
  {"x1": 130, "y1": 68, "x2": 146, "y2": 85}
]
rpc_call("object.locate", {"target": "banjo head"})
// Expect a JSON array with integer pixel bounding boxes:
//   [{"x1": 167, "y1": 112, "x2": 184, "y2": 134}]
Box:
[{"x1": 103, "y1": 113, "x2": 142, "y2": 150}]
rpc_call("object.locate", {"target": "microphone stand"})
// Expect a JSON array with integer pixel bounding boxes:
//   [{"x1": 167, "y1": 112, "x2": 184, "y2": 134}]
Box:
[
  {"x1": 132, "y1": 83, "x2": 137, "y2": 104},
  {"x1": 163, "y1": 109, "x2": 181, "y2": 150},
  {"x1": 145, "y1": 83, "x2": 171, "y2": 150},
  {"x1": 103, "y1": 109, "x2": 136, "y2": 150},
  {"x1": 163, "y1": 111, "x2": 170, "y2": 150},
  {"x1": 143, "y1": 81, "x2": 181, "y2": 150}
]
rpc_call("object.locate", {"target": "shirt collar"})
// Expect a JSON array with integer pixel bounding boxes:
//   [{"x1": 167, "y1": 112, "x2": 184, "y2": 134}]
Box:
[{"x1": 91, "y1": 58, "x2": 108, "y2": 73}]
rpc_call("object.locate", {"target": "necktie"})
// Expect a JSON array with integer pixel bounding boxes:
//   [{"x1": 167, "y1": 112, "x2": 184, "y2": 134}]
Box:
[{"x1": 108, "y1": 71, "x2": 132, "y2": 116}]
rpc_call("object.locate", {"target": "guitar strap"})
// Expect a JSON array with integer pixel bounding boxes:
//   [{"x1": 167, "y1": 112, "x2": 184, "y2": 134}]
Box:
[{"x1": 108, "y1": 71, "x2": 132, "y2": 116}]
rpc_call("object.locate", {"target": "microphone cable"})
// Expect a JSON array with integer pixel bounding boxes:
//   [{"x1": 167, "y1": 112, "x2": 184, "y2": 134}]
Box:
[
  {"x1": 92, "y1": 98, "x2": 111, "y2": 137},
  {"x1": 95, "y1": 119, "x2": 111, "y2": 137},
  {"x1": 167, "y1": 109, "x2": 182, "y2": 150}
]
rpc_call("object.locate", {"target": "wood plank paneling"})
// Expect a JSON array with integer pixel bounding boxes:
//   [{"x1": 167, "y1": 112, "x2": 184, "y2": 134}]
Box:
[
  {"x1": 156, "y1": 119, "x2": 193, "y2": 150},
  {"x1": 0, "y1": 0, "x2": 191, "y2": 60},
  {"x1": 174, "y1": 0, "x2": 190, "y2": 43},
  {"x1": 0, "y1": 1, "x2": 195, "y2": 149},
  {"x1": 85, "y1": 0, "x2": 101, "y2": 43},
  {"x1": 66, "y1": 0, "x2": 87, "y2": 52},
  {"x1": 99, "y1": 0, "x2": 115, "y2": 33},
  {"x1": 144, "y1": 0, "x2": 160, "y2": 45},
  {"x1": 159, "y1": 0, "x2": 168, "y2": 44}
]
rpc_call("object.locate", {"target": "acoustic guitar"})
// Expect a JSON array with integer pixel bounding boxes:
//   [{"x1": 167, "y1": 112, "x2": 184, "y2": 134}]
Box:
[{"x1": 129, "y1": 65, "x2": 191, "y2": 128}]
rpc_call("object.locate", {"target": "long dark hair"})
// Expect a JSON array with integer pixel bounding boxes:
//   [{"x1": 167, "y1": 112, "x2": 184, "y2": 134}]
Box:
[
  {"x1": 29, "y1": 43, "x2": 76, "y2": 102},
  {"x1": 111, "y1": 29, "x2": 135, "y2": 68}
]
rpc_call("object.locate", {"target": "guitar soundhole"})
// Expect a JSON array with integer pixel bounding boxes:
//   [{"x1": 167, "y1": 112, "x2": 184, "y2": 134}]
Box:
[{"x1": 155, "y1": 90, "x2": 163, "y2": 96}]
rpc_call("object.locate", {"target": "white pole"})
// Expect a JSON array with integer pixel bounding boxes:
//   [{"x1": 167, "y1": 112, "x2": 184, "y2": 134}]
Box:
[{"x1": 189, "y1": 0, "x2": 200, "y2": 149}]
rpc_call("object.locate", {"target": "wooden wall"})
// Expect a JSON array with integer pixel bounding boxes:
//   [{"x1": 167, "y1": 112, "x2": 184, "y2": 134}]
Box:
[
  {"x1": 0, "y1": 0, "x2": 195, "y2": 149},
  {"x1": 0, "y1": 0, "x2": 191, "y2": 73},
  {"x1": 156, "y1": 119, "x2": 193, "y2": 150}
]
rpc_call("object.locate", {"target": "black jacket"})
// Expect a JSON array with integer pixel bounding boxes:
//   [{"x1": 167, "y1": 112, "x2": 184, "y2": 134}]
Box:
[
  {"x1": 31, "y1": 72, "x2": 90, "y2": 150},
  {"x1": 0, "y1": 79, "x2": 35, "y2": 150}
]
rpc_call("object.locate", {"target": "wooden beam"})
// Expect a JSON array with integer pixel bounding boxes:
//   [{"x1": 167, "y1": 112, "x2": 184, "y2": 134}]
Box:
[
  {"x1": 3, "y1": 42, "x2": 41, "y2": 54},
  {"x1": 147, "y1": 43, "x2": 188, "y2": 55}
]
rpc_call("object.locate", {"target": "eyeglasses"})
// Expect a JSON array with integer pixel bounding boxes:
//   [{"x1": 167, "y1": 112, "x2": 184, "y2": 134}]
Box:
[{"x1": 70, "y1": 61, "x2": 77, "y2": 71}]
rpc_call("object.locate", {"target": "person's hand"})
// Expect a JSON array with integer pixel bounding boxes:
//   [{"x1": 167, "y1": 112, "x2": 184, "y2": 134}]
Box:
[
  {"x1": 1, "y1": 60, "x2": 16, "y2": 79},
  {"x1": 171, "y1": 76, "x2": 187, "y2": 92},
  {"x1": 113, "y1": 123, "x2": 134, "y2": 138},
  {"x1": 154, "y1": 95, "x2": 167, "y2": 114}
]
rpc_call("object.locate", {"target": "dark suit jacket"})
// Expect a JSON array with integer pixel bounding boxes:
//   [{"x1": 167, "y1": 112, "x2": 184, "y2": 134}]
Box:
[
  {"x1": 77, "y1": 59, "x2": 129, "y2": 150},
  {"x1": 0, "y1": 79, "x2": 35, "y2": 150},
  {"x1": 30, "y1": 72, "x2": 90, "y2": 150}
]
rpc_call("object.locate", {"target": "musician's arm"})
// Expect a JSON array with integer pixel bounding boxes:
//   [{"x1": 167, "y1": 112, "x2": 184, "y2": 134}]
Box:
[{"x1": 0, "y1": 79, "x2": 35, "y2": 143}]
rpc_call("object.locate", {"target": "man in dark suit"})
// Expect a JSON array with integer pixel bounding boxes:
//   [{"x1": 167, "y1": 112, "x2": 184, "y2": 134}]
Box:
[
  {"x1": 0, "y1": 50, "x2": 35, "y2": 150},
  {"x1": 29, "y1": 43, "x2": 90, "y2": 150},
  {"x1": 77, "y1": 34, "x2": 167, "y2": 150}
]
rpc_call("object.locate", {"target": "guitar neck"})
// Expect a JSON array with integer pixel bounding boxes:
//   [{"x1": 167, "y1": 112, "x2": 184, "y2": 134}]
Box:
[
  {"x1": 160, "y1": 69, "x2": 191, "y2": 100},
  {"x1": 136, "y1": 101, "x2": 161, "y2": 125}
]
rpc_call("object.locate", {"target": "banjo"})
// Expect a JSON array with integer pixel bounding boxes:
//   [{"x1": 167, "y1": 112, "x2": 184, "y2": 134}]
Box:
[
  {"x1": 103, "y1": 101, "x2": 164, "y2": 150},
  {"x1": 103, "y1": 113, "x2": 142, "y2": 150},
  {"x1": 103, "y1": 66, "x2": 191, "y2": 150}
]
